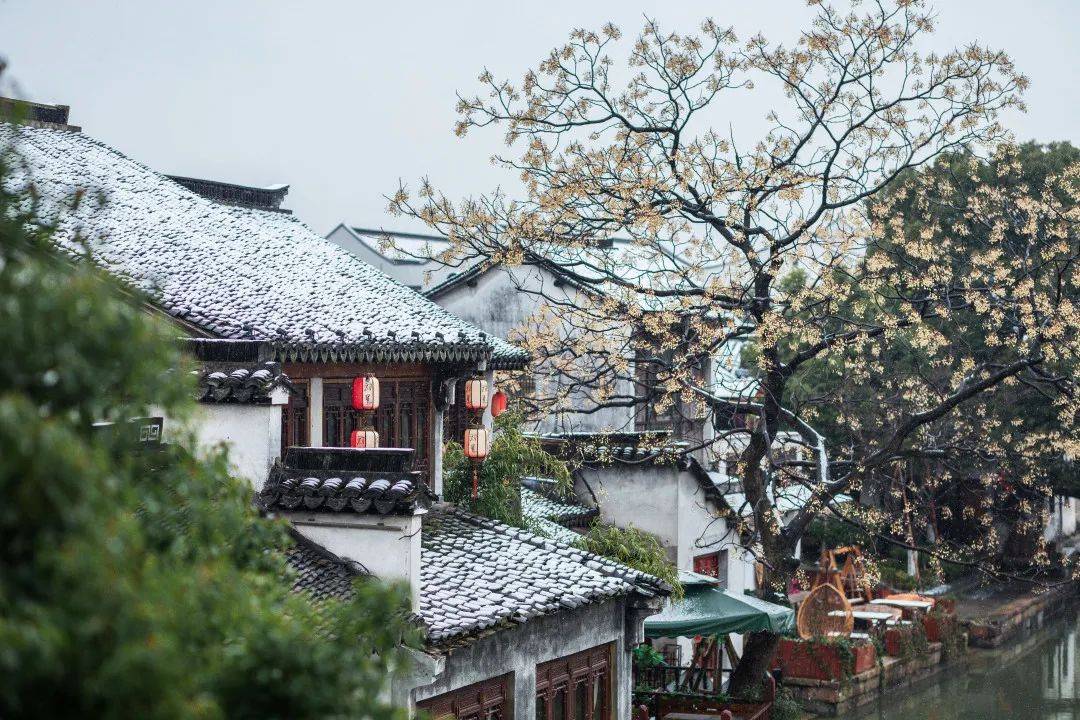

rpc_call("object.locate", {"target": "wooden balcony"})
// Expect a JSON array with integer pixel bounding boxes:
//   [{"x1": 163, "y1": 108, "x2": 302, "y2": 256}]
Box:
[{"x1": 632, "y1": 665, "x2": 773, "y2": 720}]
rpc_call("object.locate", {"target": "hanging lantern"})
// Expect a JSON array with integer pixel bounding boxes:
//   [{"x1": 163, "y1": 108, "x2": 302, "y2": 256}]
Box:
[
  {"x1": 463, "y1": 427, "x2": 490, "y2": 500},
  {"x1": 490, "y1": 389, "x2": 508, "y2": 418},
  {"x1": 350, "y1": 429, "x2": 380, "y2": 449},
  {"x1": 351, "y1": 375, "x2": 380, "y2": 411},
  {"x1": 463, "y1": 427, "x2": 490, "y2": 460},
  {"x1": 464, "y1": 378, "x2": 489, "y2": 411}
]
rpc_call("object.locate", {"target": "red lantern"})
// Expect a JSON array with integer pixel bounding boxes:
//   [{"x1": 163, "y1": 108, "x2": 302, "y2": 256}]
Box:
[
  {"x1": 490, "y1": 389, "x2": 508, "y2": 418},
  {"x1": 463, "y1": 427, "x2": 490, "y2": 460},
  {"x1": 351, "y1": 375, "x2": 380, "y2": 411},
  {"x1": 350, "y1": 429, "x2": 380, "y2": 448},
  {"x1": 464, "y1": 378, "x2": 488, "y2": 411}
]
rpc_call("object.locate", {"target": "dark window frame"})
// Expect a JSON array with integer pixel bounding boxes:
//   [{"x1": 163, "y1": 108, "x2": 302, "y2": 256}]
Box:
[
  {"x1": 321, "y1": 378, "x2": 432, "y2": 479},
  {"x1": 693, "y1": 550, "x2": 728, "y2": 588},
  {"x1": 417, "y1": 674, "x2": 511, "y2": 720},
  {"x1": 281, "y1": 380, "x2": 310, "y2": 456},
  {"x1": 535, "y1": 643, "x2": 612, "y2": 720}
]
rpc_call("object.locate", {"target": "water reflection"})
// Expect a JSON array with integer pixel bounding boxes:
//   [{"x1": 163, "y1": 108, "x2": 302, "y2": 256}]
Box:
[{"x1": 851, "y1": 613, "x2": 1080, "y2": 719}]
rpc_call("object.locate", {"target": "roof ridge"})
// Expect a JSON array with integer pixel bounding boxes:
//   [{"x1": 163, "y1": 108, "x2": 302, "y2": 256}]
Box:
[{"x1": 349, "y1": 226, "x2": 450, "y2": 243}]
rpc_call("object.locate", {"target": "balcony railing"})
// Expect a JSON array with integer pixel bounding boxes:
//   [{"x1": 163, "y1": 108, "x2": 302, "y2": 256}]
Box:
[
  {"x1": 634, "y1": 663, "x2": 729, "y2": 696},
  {"x1": 633, "y1": 665, "x2": 774, "y2": 720}
]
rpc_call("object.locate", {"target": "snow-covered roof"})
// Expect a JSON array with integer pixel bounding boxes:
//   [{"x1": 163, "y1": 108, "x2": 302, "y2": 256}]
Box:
[
  {"x1": 0, "y1": 122, "x2": 527, "y2": 368},
  {"x1": 521, "y1": 485, "x2": 596, "y2": 526},
  {"x1": 419, "y1": 505, "x2": 667, "y2": 647},
  {"x1": 520, "y1": 480, "x2": 598, "y2": 544},
  {"x1": 721, "y1": 482, "x2": 852, "y2": 520}
]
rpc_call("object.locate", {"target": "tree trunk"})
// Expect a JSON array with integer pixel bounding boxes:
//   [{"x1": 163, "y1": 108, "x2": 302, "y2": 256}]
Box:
[{"x1": 727, "y1": 631, "x2": 780, "y2": 698}]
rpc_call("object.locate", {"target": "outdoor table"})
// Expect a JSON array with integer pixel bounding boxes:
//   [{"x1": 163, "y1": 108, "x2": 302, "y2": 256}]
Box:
[
  {"x1": 870, "y1": 598, "x2": 934, "y2": 609},
  {"x1": 828, "y1": 610, "x2": 895, "y2": 622},
  {"x1": 828, "y1": 609, "x2": 897, "y2": 634}
]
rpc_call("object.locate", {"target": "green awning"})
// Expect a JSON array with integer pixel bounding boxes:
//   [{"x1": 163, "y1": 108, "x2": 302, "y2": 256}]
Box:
[{"x1": 644, "y1": 583, "x2": 795, "y2": 638}]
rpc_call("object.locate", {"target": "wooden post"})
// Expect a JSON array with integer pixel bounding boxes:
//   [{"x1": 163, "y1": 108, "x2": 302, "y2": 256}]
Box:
[{"x1": 724, "y1": 635, "x2": 740, "y2": 665}]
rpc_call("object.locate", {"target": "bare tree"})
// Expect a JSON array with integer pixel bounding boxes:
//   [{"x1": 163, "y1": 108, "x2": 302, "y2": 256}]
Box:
[{"x1": 392, "y1": 0, "x2": 1078, "y2": 690}]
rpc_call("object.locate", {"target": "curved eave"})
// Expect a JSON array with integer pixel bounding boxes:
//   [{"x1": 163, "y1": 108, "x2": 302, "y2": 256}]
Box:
[{"x1": 269, "y1": 341, "x2": 493, "y2": 366}]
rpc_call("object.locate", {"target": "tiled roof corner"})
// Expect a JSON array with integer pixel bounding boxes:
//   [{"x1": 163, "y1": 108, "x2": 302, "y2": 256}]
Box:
[
  {"x1": 259, "y1": 462, "x2": 425, "y2": 516},
  {"x1": 195, "y1": 361, "x2": 292, "y2": 404}
]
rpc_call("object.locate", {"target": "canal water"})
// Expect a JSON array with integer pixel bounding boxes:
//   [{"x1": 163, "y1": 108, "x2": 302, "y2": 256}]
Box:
[{"x1": 851, "y1": 611, "x2": 1080, "y2": 719}]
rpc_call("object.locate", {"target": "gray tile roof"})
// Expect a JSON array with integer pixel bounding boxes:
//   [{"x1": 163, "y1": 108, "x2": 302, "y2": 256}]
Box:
[
  {"x1": 529, "y1": 516, "x2": 584, "y2": 545},
  {"x1": 195, "y1": 361, "x2": 292, "y2": 404},
  {"x1": 260, "y1": 465, "x2": 423, "y2": 516},
  {"x1": 419, "y1": 505, "x2": 668, "y2": 647},
  {"x1": 533, "y1": 431, "x2": 690, "y2": 467},
  {"x1": 284, "y1": 532, "x2": 367, "y2": 604},
  {"x1": 1, "y1": 122, "x2": 527, "y2": 368},
  {"x1": 520, "y1": 482, "x2": 597, "y2": 528}
]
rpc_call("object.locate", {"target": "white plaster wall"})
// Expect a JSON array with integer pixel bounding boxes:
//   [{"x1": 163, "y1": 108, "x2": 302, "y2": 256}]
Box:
[
  {"x1": 577, "y1": 465, "x2": 760, "y2": 667},
  {"x1": 675, "y1": 473, "x2": 734, "y2": 572},
  {"x1": 576, "y1": 465, "x2": 681, "y2": 561},
  {"x1": 1044, "y1": 496, "x2": 1078, "y2": 543},
  {"x1": 411, "y1": 599, "x2": 631, "y2": 720},
  {"x1": 325, "y1": 226, "x2": 443, "y2": 289},
  {"x1": 163, "y1": 403, "x2": 282, "y2": 491},
  {"x1": 576, "y1": 464, "x2": 756, "y2": 593},
  {"x1": 291, "y1": 511, "x2": 423, "y2": 612},
  {"x1": 435, "y1": 265, "x2": 637, "y2": 435},
  {"x1": 1064, "y1": 498, "x2": 1077, "y2": 537}
]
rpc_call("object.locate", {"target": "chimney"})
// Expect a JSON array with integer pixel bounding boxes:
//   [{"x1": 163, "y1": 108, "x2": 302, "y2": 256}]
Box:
[
  {"x1": 0, "y1": 98, "x2": 81, "y2": 131},
  {"x1": 168, "y1": 175, "x2": 291, "y2": 213},
  {"x1": 259, "y1": 447, "x2": 427, "y2": 611}
]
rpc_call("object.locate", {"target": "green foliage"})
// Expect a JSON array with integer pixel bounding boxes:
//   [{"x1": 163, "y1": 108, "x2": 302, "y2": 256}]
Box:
[
  {"x1": 878, "y1": 561, "x2": 921, "y2": 592},
  {"x1": 578, "y1": 522, "x2": 683, "y2": 600},
  {"x1": 0, "y1": 146, "x2": 415, "y2": 718},
  {"x1": 443, "y1": 411, "x2": 573, "y2": 527},
  {"x1": 631, "y1": 644, "x2": 665, "y2": 670},
  {"x1": 930, "y1": 609, "x2": 967, "y2": 661},
  {"x1": 770, "y1": 688, "x2": 804, "y2": 720},
  {"x1": 803, "y1": 516, "x2": 873, "y2": 558}
]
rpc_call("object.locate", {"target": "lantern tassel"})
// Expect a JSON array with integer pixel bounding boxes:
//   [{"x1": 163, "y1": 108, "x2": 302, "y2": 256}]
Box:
[{"x1": 471, "y1": 463, "x2": 479, "y2": 500}]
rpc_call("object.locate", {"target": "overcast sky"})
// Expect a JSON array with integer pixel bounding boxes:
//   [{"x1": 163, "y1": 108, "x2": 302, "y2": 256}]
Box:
[{"x1": 1, "y1": 1, "x2": 1077, "y2": 235}]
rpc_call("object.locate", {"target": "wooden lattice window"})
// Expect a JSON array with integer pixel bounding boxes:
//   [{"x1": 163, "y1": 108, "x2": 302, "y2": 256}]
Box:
[
  {"x1": 535, "y1": 644, "x2": 612, "y2": 720},
  {"x1": 417, "y1": 674, "x2": 510, "y2": 720},
  {"x1": 322, "y1": 379, "x2": 432, "y2": 478},
  {"x1": 280, "y1": 381, "x2": 309, "y2": 455},
  {"x1": 634, "y1": 353, "x2": 673, "y2": 433},
  {"x1": 443, "y1": 379, "x2": 470, "y2": 449}
]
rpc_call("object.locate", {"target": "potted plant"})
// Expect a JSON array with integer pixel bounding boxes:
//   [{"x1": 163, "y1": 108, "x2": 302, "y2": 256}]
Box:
[
  {"x1": 883, "y1": 624, "x2": 914, "y2": 657},
  {"x1": 923, "y1": 609, "x2": 956, "y2": 643},
  {"x1": 777, "y1": 636, "x2": 876, "y2": 681}
]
